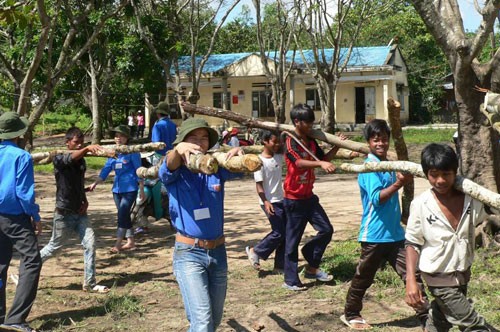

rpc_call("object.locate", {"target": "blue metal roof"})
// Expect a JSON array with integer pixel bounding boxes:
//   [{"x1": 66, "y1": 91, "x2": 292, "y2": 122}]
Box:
[{"x1": 176, "y1": 46, "x2": 392, "y2": 74}]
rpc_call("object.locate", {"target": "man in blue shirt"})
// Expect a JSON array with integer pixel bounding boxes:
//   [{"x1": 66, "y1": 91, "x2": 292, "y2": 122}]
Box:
[
  {"x1": 151, "y1": 102, "x2": 177, "y2": 156},
  {"x1": 159, "y1": 118, "x2": 242, "y2": 332},
  {"x1": 0, "y1": 112, "x2": 42, "y2": 332},
  {"x1": 341, "y1": 119, "x2": 428, "y2": 330}
]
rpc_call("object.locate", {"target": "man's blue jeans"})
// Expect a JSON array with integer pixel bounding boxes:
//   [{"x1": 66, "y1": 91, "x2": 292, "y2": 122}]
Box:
[
  {"x1": 40, "y1": 212, "x2": 96, "y2": 288},
  {"x1": 173, "y1": 242, "x2": 227, "y2": 332}
]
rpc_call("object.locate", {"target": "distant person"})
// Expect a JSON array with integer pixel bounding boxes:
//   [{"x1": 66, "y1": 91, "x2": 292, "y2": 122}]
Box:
[
  {"x1": 39, "y1": 127, "x2": 109, "y2": 294},
  {"x1": 282, "y1": 104, "x2": 345, "y2": 291},
  {"x1": 89, "y1": 125, "x2": 144, "y2": 253},
  {"x1": 0, "y1": 112, "x2": 42, "y2": 332},
  {"x1": 127, "y1": 112, "x2": 136, "y2": 138},
  {"x1": 227, "y1": 127, "x2": 240, "y2": 147},
  {"x1": 341, "y1": 119, "x2": 428, "y2": 330},
  {"x1": 152, "y1": 102, "x2": 177, "y2": 156},
  {"x1": 406, "y1": 143, "x2": 491, "y2": 332},
  {"x1": 136, "y1": 111, "x2": 145, "y2": 138},
  {"x1": 158, "y1": 118, "x2": 243, "y2": 331},
  {"x1": 246, "y1": 130, "x2": 286, "y2": 274}
]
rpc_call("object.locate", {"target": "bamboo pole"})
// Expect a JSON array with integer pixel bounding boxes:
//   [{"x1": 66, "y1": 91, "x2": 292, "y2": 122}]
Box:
[{"x1": 181, "y1": 102, "x2": 397, "y2": 160}]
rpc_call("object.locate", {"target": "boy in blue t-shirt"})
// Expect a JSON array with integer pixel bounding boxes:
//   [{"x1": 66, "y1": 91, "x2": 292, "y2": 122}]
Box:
[{"x1": 341, "y1": 119, "x2": 428, "y2": 330}]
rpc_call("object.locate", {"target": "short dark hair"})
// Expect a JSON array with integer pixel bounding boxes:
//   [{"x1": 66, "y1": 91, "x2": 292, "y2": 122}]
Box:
[
  {"x1": 65, "y1": 127, "x2": 83, "y2": 141},
  {"x1": 259, "y1": 129, "x2": 278, "y2": 142},
  {"x1": 290, "y1": 103, "x2": 315, "y2": 123},
  {"x1": 421, "y1": 143, "x2": 458, "y2": 176},
  {"x1": 363, "y1": 119, "x2": 391, "y2": 141}
]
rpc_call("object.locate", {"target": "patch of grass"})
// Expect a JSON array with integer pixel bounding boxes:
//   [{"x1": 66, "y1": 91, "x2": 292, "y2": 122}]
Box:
[
  {"x1": 100, "y1": 293, "x2": 145, "y2": 319},
  {"x1": 401, "y1": 128, "x2": 455, "y2": 144},
  {"x1": 322, "y1": 240, "x2": 359, "y2": 282},
  {"x1": 468, "y1": 248, "x2": 500, "y2": 327}
]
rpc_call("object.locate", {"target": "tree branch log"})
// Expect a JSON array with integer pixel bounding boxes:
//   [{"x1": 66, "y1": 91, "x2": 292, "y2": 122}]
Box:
[
  {"x1": 339, "y1": 161, "x2": 500, "y2": 210},
  {"x1": 32, "y1": 142, "x2": 166, "y2": 165},
  {"x1": 181, "y1": 102, "x2": 397, "y2": 159},
  {"x1": 211, "y1": 152, "x2": 262, "y2": 172},
  {"x1": 387, "y1": 97, "x2": 413, "y2": 224}
]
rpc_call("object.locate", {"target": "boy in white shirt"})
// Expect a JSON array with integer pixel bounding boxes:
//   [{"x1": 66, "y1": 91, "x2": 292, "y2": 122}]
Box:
[
  {"x1": 406, "y1": 143, "x2": 491, "y2": 332},
  {"x1": 246, "y1": 130, "x2": 286, "y2": 273}
]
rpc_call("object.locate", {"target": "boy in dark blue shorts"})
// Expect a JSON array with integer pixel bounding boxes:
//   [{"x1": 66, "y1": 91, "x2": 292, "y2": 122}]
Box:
[{"x1": 282, "y1": 104, "x2": 344, "y2": 291}]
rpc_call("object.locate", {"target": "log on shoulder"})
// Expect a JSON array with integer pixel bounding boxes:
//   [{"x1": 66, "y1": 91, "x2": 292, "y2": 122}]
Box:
[
  {"x1": 181, "y1": 102, "x2": 397, "y2": 160},
  {"x1": 211, "y1": 152, "x2": 262, "y2": 173},
  {"x1": 339, "y1": 161, "x2": 500, "y2": 210},
  {"x1": 136, "y1": 153, "x2": 218, "y2": 178}
]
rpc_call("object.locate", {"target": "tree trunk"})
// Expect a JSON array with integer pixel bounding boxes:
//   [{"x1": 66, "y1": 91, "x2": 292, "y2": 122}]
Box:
[
  {"x1": 387, "y1": 97, "x2": 413, "y2": 224},
  {"x1": 89, "y1": 53, "x2": 102, "y2": 144}
]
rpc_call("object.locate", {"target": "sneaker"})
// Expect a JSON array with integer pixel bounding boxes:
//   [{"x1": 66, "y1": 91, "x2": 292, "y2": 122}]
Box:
[
  {"x1": 304, "y1": 269, "x2": 333, "y2": 282},
  {"x1": 0, "y1": 323, "x2": 38, "y2": 332},
  {"x1": 282, "y1": 283, "x2": 307, "y2": 291}
]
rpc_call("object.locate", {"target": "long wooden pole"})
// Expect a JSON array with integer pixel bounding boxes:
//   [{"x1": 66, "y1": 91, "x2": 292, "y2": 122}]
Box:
[
  {"x1": 339, "y1": 161, "x2": 500, "y2": 210},
  {"x1": 32, "y1": 142, "x2": 166, "y2": 165},
  {"x1": 181, "y1": 102, "x2": 397, "y2": 160}
]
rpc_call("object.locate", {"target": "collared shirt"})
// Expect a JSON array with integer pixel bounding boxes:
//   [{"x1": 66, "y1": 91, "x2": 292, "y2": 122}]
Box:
[
  {"x1": 99, "y1": 152, "x2": 142, "y2": 194},
  {"x1": 53, "y1": 153, "x2": 86, "y2": 213},
  {"x1": 159, "y1": 159, "x2": 241, "y2": 240},
  {"x1": 406, "y1": 189, "x2": 487, "y2": 275},
  {"x1": 152, "y1": 117, "x2": 177, "y2": 155},
  {"x1": 0, "y1": 140, "x2": 40, "y2": 221},
  {"x1": 284, "y1": 136, "x2": 324, "y2": 200},
  {"x1": 357, "y1": 153, "x2": 405, "y2": 243}
]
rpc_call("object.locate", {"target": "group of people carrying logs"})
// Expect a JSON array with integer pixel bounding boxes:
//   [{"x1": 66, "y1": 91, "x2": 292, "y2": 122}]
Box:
[{"x1": 0, "y1": 102, "x2": 494, "y2": 332}]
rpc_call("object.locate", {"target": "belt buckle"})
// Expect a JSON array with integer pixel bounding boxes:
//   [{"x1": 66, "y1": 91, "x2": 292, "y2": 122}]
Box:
[{"x1": 201, "y1": 239, "x2": 212, "y2": 249}]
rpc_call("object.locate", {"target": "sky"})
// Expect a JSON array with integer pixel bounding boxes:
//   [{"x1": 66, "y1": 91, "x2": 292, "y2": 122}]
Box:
[
  {"x1": 459, "y1": 0, "x2": 483, "y2": 32},
  {"x1": 225, "y1": 0, "x2": 484, "y2": 32}
]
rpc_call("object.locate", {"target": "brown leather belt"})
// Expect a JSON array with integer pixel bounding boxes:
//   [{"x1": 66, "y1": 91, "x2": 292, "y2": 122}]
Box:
[{"x1": 175, "y1": 234, "x2": 225, "y2": 249}]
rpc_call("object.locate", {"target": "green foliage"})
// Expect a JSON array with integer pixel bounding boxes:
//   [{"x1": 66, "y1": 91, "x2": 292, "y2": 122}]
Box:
[
  {"x1": 401, "y1": 128, "x2": 455, "y2": 144},
  {"x1": 214, "y1": 6, "x2": 258, "y2": 54},
  {"x1": 34, "y1": 109, "x2": 92, "y2": 137},
  {"x1": 355, "y1": 2, "x2": 449, "y2": 124}
]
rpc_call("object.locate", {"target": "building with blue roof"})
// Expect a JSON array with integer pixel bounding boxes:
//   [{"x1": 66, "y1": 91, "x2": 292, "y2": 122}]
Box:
[{"x1": 166, "y1": 44, "x2": 409, "y2": 127}]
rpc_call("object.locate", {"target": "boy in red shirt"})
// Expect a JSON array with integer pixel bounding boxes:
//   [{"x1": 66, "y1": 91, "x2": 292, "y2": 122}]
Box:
[{"x1": 283, "y1": 103, "x2": 344, "y2": 290}]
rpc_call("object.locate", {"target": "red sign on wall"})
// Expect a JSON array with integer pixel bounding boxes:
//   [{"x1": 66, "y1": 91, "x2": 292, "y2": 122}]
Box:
[{"x1": 232, "y1": 95, "x2": 238, "y2": 104}]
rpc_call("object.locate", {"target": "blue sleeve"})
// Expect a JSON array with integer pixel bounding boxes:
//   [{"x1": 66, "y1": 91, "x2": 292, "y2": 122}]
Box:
[
  {"x1": 158, "y1": 157, "x2": 181, "y2": 186},
  {"x1": 16, "y1": 154, "x2": 40, "y2": 221},
  {"x1": 131, "y1": 153, "x2": 142, "y2": 182},
  {"x1": 152, "y1": 122, "x2": 161, "y2": 144},
  {"x1": 99, "y1": 158, "x2": 115, "y2": 181},
  {"x1": 359, "y1": 172, "x2": 384, "y2": 207},
  {"x1": 168, "y1": 122, "x2": 177, "y2": 149}
]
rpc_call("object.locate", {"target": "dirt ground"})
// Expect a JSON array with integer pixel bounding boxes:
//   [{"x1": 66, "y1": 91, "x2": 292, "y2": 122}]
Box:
[{"x1": 4, "y1": 165, "x2": 436, "y2": 332}]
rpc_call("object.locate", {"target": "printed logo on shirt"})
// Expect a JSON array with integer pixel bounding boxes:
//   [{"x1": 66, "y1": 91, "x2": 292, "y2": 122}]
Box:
[
  {"x1": 212, "y1": 184, "x2": 221, "y2": 192},
  {"x1": 426, "y1": 214, "x2": 437, "y2": 225}
]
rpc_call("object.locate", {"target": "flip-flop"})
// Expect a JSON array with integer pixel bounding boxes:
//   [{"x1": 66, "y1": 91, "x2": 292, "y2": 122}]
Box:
[
  {"x1": 340, "y1": 314, "x2": 373, "y2": 330},
  {"x1": 83, "y1": 284, "x2": 110, "y2": 294},
  {"x1": 245, "y1": 246, "x2": 260, "y2": 270},
  {"x1": 109, "y1": 247, "x2": 121, "y2": 254}
]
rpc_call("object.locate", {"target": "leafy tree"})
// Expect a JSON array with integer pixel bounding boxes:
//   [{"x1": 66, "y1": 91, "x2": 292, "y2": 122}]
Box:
[
  {"x1": 253, "y1": 0, "x2": 299, "y2": 123},
  {"x1": 410, "y1": 0, "x2": 500, "y2": 190},
  {"x1": 0, "y1": 0, "x2": 129, "y2": 145},
  {"x1": 355, "y1": 3, "x2": 448, "y2": 123},
  {"x1": 214, "y1": 5, "x2": 258, "y2": 54}
]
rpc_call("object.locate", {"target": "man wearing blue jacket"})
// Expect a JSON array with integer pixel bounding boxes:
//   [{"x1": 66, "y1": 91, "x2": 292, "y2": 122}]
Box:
[{"x1": 0, "y1": 112, "x2": 42, "y2": 332}]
